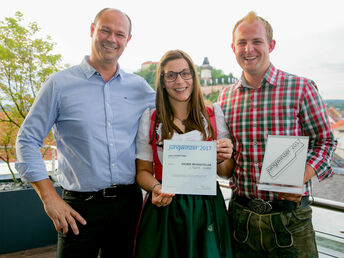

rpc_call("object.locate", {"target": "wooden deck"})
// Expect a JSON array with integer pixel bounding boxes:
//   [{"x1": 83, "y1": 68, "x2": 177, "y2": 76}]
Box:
[{"x1": 0, "y1": 245, "x2": 56, "y2": 258}]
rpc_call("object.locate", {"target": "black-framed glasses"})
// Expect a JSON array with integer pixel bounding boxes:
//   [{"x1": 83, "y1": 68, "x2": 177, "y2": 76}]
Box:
[{"x1": 162, "y1": 69, "x2": 194, "y2": 82}]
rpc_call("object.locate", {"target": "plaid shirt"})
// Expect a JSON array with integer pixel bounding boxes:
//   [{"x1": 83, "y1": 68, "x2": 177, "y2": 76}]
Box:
[{"x1": 218, "y1": 64, "x2": 337, "y2": 200}]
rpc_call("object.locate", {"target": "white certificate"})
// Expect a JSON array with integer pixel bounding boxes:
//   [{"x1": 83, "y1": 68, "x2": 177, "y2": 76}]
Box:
[
  {"x1": 258, "y1": 135, "x2": 309, "y2": 194},
  {"x1": 162, "y1": 140, "x2": 217, "y2": 195}
]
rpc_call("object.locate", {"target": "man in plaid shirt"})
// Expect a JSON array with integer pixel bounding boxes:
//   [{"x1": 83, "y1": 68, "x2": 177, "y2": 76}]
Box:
[{"x1": 218, "y1": 11, "x2": 337, "y2": 257}]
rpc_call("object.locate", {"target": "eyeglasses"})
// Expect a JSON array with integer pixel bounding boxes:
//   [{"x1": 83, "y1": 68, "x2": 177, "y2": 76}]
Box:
[{"x1": 162, "y1": 69, "x2": 194, "y2": 82}]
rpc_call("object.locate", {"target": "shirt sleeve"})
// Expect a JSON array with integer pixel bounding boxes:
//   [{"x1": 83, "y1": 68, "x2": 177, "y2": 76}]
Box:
[
  {"x1": 135, "y1": 108, "x2": 153, "y2": 162},
  {"x1": 141, "y1": 77, "x2": 156, "y2": 110},
  {"x1": 300, "y1": 80, "x2": 337, "y2": 182},
  {"x1": 15, "y1": 76, "x2": 58, "y2": 182},
  {"x1": 213, "y1": 102, "x2": 230, "y2": 139}
]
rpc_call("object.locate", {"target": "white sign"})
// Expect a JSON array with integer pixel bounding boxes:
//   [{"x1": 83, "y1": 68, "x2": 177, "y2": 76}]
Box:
[{"x1": 162, "y1": 140, "x2": 217, "y2": 195}]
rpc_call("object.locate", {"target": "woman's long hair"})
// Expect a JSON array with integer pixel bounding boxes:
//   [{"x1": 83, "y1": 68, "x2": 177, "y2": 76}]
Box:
[{"x1": 151, "y1": 49, "x2": 215, "y2": 143}]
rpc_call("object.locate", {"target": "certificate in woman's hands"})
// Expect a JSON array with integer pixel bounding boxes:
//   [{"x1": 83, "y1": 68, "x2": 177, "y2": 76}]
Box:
[{"x1": 162, "y1": 140, "x2": 217, "y2": 195}]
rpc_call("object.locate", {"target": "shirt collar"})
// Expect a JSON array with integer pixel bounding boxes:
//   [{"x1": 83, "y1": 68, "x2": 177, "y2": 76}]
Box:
[
  {"x1": 240, "y1": 74, "x2": 256, "y2": 89},
  {"x1": 237, "y1": 63, "x2": 278, "y2": 89},
  {"x1": 80, "y1": 56, "x2": 124, "y2": 81},
  {"x1": 263, "y1": 63, "x2": 278, "y2": 87}
]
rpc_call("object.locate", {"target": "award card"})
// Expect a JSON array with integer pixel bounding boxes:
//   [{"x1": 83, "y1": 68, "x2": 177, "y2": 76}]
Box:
[
  {"x1": 258, "y1": 135, "x2": 309, "y2": 194},
  {"x1": 162, "y1": 140, "x2": 217, "y2": 195}
]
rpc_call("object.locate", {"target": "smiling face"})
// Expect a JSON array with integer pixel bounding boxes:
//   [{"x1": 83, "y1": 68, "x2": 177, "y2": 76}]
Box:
[
  {"x1": 163, "y1": 58, "x2": 194, "y2": 105},
  {"x1": 232, "y1": 19, "x2": 275, "y2": 83},
  {"x1": 90, "y1": 9, "x2": 131, "y2": 67}
]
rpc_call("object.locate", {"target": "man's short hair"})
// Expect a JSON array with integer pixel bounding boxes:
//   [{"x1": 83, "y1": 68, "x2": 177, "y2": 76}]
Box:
[
  {"x1": 232, "y1": 11, "x2": 273, "y2": 43},
  {"x1": 93, "y1": 8, "x2": 132, "y2": 37}
]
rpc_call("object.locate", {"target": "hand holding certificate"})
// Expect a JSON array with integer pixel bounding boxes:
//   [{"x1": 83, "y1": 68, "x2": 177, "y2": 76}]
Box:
[{"x1": 162, "y1": 140, "x2": 217, "y2": 195}]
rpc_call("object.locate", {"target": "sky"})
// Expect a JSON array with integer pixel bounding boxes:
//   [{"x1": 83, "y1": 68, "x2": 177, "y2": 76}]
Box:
[{"x1": 1, "y1": 0, "x2": 343, "y2": 99}]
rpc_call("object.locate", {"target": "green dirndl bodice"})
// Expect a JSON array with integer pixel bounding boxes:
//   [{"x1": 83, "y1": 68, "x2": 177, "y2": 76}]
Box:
[{"x1": 134, "y1": 183, "x2": 233, "y2": 258}]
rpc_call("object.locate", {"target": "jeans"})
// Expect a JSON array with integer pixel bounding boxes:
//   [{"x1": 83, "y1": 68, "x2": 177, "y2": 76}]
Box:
[
  {"x1": 229, "y1": 200, "x2": 318, "y2": 258},
  {"x1": 56, "y1": 185, "x2": 142, "y2": 258}
]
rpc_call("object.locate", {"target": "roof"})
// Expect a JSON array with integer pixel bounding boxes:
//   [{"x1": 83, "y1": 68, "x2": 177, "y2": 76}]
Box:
[
  {"x1": 333, "y1": 119, "x2": 344, "y2": 129},
  {"x1": 202, "y1": 57, "x2": 210, "y2": 65}
]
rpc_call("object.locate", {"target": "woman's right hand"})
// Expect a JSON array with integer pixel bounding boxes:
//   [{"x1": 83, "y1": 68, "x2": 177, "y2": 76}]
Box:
[{"x1": 151, "y1": 184, "x2": 175, "y2": 207}]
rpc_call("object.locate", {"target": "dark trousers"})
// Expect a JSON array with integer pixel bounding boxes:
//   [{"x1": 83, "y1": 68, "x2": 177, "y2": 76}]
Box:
[
  {"x1": 228, "y1": 199, "x2": 318, "y2": 258},
  {"x1": 56, "y1": 185, "x2": 143, "y2": 258}
]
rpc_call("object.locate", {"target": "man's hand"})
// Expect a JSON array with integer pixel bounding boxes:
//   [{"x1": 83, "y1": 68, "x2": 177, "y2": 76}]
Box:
[
  {"x1": 31, "y1": 179, "x2": 86, "y2": 235},
  {"x1": 278, "y1": 165, "x2": 316, "y2": 202},
  {"x1": 43, "y1": 194, "x2": 87, "y2": 235},
  {"x1": 278, "y1": 192, "x2": 303, "y2": 202}
]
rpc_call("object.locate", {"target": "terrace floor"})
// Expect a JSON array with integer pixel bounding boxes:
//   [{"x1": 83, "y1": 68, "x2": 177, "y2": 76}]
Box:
[{"x1": 0, "y1": 245, "x2": 56, "y2": 258}]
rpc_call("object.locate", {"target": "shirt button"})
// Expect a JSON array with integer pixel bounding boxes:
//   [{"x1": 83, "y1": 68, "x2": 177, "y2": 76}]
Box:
[
  {"x1": 253, "y1": 141, "x2": 257, "y2": 145},
  {"x1": 111, "y1": 163, "x2": 116, "y2": 167},
  {"x1": 110, "y1": 143, "x2": 113, "y2": 147},
  {"x1": 108, "y1": 122, "x2": 111, "y2": 127}
]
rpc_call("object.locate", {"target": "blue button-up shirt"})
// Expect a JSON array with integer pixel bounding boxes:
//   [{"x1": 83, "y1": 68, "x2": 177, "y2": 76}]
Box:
[{"x1": 15, "y1": 57, "x2": 156, "y2": 191}]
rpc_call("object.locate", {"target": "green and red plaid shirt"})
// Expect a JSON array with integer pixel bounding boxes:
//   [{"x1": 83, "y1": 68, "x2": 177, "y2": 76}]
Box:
[{"x1": 218, "y1": 64, "x2": 337, "y2": 200}]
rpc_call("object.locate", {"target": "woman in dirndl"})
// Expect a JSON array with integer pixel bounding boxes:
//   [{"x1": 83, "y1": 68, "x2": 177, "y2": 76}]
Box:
[{"x1": 134, "y1": 49, "x2": 234, "y2": 258}]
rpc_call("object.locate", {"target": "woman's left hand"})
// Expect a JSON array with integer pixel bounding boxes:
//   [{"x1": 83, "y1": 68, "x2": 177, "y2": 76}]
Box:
[{"x1": 216, "y1": 138, "x2": 234, "y2": 162}]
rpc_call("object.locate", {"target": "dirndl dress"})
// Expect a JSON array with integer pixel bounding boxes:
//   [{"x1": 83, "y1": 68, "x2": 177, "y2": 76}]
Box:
[
  {"x1": 134, "y1": 183, "x2": 232, "y2": 258},
  {"x1": 134, "y1": 106, "x2": 233, "y2": 257}
]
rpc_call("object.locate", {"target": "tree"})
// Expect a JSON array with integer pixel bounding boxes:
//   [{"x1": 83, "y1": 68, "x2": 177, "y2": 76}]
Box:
[
  {"x1": 135, "y1": 64, "x2": 157, "y2": 89},
  {"x1": 210, "y1": 68, "x2": 231, "y2": 85},
  {"x1": 203, "y1": 91, "x2": 220, "y2": 104},
  {"x1": 0, "y1": 12, "x2": 62, "y2": 182}
]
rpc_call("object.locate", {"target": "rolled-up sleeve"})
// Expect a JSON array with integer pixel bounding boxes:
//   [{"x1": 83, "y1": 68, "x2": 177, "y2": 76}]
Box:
[
  {"x1": 301, "y1": 80, "x2": 337, "y2": 181},
  {"x1": 15, "y1": 77, "x2": 58, "y2": 182}
]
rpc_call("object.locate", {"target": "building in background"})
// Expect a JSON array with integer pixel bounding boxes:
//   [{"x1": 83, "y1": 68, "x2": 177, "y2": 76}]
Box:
[
  {"x1": 200, "y1": 57, "x2": 212, "y2": 85},
  {"x1": 141, "y1": 61, "x2": 158, "y2": 71}
]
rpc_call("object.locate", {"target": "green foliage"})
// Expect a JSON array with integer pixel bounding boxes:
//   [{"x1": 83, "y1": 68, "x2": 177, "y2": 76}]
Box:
[
  {"x1": 211, "y1": 68, "x2": 227, "y2": 82},
  {"x1": 0, "y1": 11, "x2": 62, "y2": 181},
  {"x1": 228, "y1": 72, "x2": 237, "y2": 84},
  {"x1": 203, "y1": 91, "x2": 220, "y2": 104},
  {"x1": 135, "y1": 64, "x2": 157, "y2": 89},
  {"x1": 198, "y1": 67, "x2": 237, "y2": 86},
  {"x1": 210, "y1": 70, "x2": 238, "y2": 85}
]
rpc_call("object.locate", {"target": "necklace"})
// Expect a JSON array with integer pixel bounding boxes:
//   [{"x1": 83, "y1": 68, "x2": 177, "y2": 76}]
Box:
[{"x1": 174, "y1": 117, "x2": 187, "y2": 125}]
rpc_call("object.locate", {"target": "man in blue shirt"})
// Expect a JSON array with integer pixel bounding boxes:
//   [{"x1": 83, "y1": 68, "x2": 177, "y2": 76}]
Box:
[{"x1": 15, "y1": 8, "x2": 155, "y2": 257}]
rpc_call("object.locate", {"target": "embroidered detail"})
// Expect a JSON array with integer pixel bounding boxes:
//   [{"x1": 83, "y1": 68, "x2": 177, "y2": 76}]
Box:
[{"x1": 208, "y1": 224, "x2": 214, "y2": 231}]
